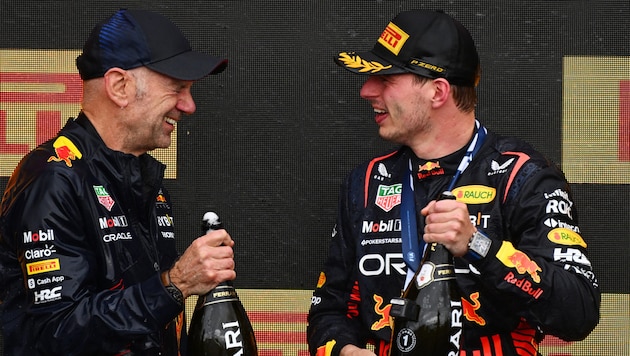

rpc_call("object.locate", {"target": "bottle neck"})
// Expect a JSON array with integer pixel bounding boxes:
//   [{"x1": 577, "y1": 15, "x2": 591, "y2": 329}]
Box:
[{"x1": 423, "y1": 242, "x2": 454, "y2": 264}]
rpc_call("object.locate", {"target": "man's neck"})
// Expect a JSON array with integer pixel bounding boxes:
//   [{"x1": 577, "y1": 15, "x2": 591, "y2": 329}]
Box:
[{"x1": 408, "y1": 115, "x2": 476, "y2": 160}]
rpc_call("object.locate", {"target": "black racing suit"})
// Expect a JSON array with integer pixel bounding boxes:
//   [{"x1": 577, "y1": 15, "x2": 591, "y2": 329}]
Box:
[
  {"x1": 0, "y1": 114, "x2": 185, "y2": 355},
  {"x1": 307, "y1": 129, "x2": 600, "y2": 356}
]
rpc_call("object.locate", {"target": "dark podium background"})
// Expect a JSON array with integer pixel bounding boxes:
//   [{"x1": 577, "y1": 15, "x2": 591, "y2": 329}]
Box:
[{"x1": 1, "y1": 1, "x2": 629, "y2": 354}]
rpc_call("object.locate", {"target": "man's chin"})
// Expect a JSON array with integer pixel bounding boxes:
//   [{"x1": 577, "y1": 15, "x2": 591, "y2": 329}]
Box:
[{"x1": 377, "y1": 129, "x2": 398, "y2": 144}]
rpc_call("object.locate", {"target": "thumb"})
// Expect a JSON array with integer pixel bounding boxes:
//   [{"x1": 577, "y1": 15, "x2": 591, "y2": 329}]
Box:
[{"x1": 420, "y1": 200, "x2": 437, "y2": 217}]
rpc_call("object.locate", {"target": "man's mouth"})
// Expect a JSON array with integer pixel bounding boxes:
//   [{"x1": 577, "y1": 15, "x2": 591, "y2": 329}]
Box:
[
  {"x1": 164, "y1": 117, "x2": 177, "y2": 126},
  {"x1": 374, "y1": 108, "x2": 388, "y2": 124}
]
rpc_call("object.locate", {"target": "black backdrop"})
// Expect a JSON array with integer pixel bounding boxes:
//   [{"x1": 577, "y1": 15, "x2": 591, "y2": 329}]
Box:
[{"x1": 1, "y1": 0, "x2": 629, "y2": 354}]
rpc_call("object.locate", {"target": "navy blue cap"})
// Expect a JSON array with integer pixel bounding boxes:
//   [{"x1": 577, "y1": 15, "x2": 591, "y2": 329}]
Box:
[
  {"x1": 76, "y1": 9, "x2": 227, "y2": 80},
  {"x1": 335, "y1": 10, "x2": 479, "y2": 87}
]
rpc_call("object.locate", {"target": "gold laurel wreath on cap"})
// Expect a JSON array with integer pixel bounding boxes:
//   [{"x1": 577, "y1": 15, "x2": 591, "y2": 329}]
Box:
[{"x1": 337, "y1": 52, "x2": 392, "y2": 73}]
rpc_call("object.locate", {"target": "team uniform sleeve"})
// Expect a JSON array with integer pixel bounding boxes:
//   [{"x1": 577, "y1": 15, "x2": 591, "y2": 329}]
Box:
[
  {"x1": 5, "y1": 168, "x2": 182, "y2": 354},
  {"x1": 307, "y1": 172, "x2": 370, "y2": 355},
  {"x1": 465, "y1": 161, "x2": 600, "y2": 341}
]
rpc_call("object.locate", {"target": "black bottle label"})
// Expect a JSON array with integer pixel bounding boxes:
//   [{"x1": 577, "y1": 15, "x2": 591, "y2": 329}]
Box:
[
  {"x1": 414, "y1": 262, "x2": 456, "y2": 289},
  {"x1": 197, "y1": 284, "x2": 240, "y2": 307}
]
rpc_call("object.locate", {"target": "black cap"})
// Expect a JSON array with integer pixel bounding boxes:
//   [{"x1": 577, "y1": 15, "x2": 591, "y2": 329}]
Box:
[
  {"x1": 76, "y1": 9, "x2": 228, "y2": 80},
  {"x1": 335, "y1": 10, "x2": 479, "y2": 87}
]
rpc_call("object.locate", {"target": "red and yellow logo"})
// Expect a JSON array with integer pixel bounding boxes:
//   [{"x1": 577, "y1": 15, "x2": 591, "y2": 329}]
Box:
[
  {"x1": 418, "y1": 161, "x2": 445, "y2": 179},
  {"x1": 496, "y1": 242, "x2": 542, "y2": 283},
  {"x1": 547, "y1": 228, "x2": 587, "y2": 248},
  {"x1": 26, "y1": 258, "x2": 60, "y2": 275},
  {"x1": 370, "y1": 294, "x2": 392, "y2": 331},
  {"x1": 378, "y1": 22, "x2": 409, "y2": 55},
  {"x1": 452, "y1": 185, "x2": 496, "y2": 204},
  {"x1": 462, "y1": 292, "x2": 486, "y2": 326},
  {"x1": 47, "y1": 136, "x2": 82, "y2": 167},
  {"x1": 419, "y1": 161, "x2": 440, "y2": 172},
  {"x1": 316, "y1": 272, "x2": 326, "y2": 289}
]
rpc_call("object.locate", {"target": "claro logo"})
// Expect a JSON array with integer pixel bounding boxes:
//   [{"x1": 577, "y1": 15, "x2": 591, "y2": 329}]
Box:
[{"x1": 24, "y1": 244, "x2": 56, "y2": 260}]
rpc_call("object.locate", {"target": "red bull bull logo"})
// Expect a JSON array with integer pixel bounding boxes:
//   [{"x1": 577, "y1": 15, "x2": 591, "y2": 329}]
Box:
[
  {"x1": 417, "y1": 161, "x2": 445, "y2": 179},
  {"x1": 496, "y1": 241, "x2": 542, "y2": 283},
  {"x1": 419, "y1": 161, "x2": 440, "y2": 172},
  {"x1": 462, "y1": 292, "x2": 486, "y2": 326},
  {"x1": 47, "y1": 136, "x2": 81, "y2": 167},
  {"x1": 371, "y1": 294, "x2": 392, "y2": 331}
]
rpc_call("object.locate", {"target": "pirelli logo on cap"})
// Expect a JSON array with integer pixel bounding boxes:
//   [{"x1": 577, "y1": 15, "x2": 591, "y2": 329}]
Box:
[{"x1": 378, "y1": 22, "x2": 409, "y2": 55}]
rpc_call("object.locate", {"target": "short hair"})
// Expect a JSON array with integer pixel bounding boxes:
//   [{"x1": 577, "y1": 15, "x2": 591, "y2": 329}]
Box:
[{"x1": 413, "y1": 65, "x2": 479, "y2": 113}]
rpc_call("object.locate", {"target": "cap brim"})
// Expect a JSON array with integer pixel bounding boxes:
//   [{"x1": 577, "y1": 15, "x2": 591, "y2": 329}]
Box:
[
  {"x1": 147, "y1": 50, "x2": 228, "y2": 80},
  {"x1": 334, "y1": 51, "x2": 407, "y2": 75}
]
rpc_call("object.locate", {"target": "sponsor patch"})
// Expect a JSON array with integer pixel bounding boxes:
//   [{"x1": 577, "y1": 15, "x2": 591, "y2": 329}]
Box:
[
  {"x1": 547, "y1": 228, "x2": 587, "y2": 247},
  {"x1": 417, "y1": 161, "x2": 444, "y2": 179},
  {"x1": 452, "y1": 185, "x2": 496, "y2": 204},
  {"x1": 496, "y1": 241, "x2": 542, "y2": 283},
  {"x1": 93, "y1": 185, "x2": 115, "y2": 211},
  {"x1": 378, "y1": 22, "x2": 409, "y2": 55},
  {"x1": 26, "y1": 258, "x2": 60, "y2": 275},
  {"x1": 47, "y1": 136, "x2": 82, "y2": 167},
  {"x1": 488, "y1": 158, "x2": 515, "y2": 176},
  {"x1": 375, "y1": 184, "x2": 402, "y2": 212}
]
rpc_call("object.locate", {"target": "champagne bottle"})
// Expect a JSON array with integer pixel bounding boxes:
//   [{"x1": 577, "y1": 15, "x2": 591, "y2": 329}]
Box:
[
  {"x1": 187, "y1": 212, "x2": 258, "y2": 355},
  {"x1": 389, "y1": 192, "x2": 463, "y2": 355}
]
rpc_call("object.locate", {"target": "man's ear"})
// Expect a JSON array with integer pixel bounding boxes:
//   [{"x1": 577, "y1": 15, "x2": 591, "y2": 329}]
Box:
[
  {"x1": 103, "y1": 68, "x2": 131, "y2": 108},
  {"x1": 431, "y1": 78, "x2": 451, "y2": 108}
]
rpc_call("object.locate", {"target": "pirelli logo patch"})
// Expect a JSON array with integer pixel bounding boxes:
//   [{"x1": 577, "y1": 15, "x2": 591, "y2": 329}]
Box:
[
  {"x1": 26, "y1": 258, "x2": 60, "y2": 275},
  {"x1": 378, "y1": 22, "x2": 409, "y2": 55}
]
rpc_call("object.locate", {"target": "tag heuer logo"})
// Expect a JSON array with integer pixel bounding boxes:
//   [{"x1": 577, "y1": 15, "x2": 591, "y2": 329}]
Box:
[
  {"x1": 93, "y1": 185, "x2": 115, "y2": 211},
  {"x1": 375, "y1": 184, "x2": 402, "y2": 212}
]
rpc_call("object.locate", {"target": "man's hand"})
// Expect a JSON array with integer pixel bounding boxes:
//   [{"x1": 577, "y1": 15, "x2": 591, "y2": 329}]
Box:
[
  {"x1": 421, "y1": 198, "x2": 475, "y2": 257},
  {"x1": 166, "y1": 229, "x2": 235, "y2": 298},
  {"x1": 340, "y1": 345, "x2": 376, "y2": 356}
]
